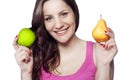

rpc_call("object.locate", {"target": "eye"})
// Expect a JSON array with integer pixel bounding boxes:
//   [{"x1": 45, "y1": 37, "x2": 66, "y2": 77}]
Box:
[
  {"x1": 44, "y1": 16, "x2": 53, "y2": 22},
  {"x1": 61, "y1": 12, "x2": 68, "y2": 17}
]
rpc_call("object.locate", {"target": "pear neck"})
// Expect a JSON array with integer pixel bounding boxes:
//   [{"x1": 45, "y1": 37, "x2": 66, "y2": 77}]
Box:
[{"x1": 100, "y1": 14, "x2": 102, "y2": 19}]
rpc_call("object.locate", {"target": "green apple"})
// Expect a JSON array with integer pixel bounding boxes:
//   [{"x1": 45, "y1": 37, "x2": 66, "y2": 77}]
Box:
[{"x1": 17, "y1": 28, "x2": 36, "y2": 47}]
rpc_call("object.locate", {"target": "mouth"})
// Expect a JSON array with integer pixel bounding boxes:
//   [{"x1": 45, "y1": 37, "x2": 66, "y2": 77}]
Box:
[{"x1": 54, "y1": 27, "x2": 69, "y2": 36}]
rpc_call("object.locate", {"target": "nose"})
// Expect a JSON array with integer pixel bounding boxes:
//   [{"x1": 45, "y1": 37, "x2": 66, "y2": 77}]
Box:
[{"x1": 54, "y1": 17, "x2": 63, "y2": 29}]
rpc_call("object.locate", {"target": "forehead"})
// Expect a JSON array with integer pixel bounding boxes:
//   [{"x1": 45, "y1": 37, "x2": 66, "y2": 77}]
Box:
[{"x1": 43, "y1": 0, "x2": 71, "y2": 14}]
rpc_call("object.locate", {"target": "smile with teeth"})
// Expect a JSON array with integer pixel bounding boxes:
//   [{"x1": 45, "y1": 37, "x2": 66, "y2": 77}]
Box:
[{"x1": 55, "y1": 27, "x2": 69, "y2": 35}]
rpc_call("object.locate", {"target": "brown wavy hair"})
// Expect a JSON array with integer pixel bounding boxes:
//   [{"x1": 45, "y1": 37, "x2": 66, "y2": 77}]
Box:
[{"x1": 30, "y1": 0, "x2": 79, "y2": 80}]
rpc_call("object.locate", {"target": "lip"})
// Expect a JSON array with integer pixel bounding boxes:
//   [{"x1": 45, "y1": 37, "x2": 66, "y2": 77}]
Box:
[{"x1": 54, "y1": 27, "x2": 69, "y2": 36}]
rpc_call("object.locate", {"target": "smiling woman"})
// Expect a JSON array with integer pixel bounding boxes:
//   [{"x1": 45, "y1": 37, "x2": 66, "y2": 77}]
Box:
[
  {"x1": 43, "y1": 0, "x2": 76, "y2": 43},
  {"x1": 12, "y1": 0, "x2": 118, "y2": 80}
]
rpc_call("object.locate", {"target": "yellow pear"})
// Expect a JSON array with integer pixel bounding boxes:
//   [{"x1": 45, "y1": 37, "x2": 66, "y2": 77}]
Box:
[{"x1": 92, "y1": 15, "x2": 110, "y2": 42}]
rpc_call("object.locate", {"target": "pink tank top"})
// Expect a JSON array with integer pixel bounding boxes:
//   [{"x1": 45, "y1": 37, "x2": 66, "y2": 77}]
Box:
[{"x1": 40, "y1": 41, "x2": 96, "y2": 80}]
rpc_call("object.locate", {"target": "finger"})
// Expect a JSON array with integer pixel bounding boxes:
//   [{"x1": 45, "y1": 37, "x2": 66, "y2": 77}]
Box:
[
  {"x1": 105, "y1": 41, "x2": 116, "y2": 50},
  {"x1": 107, "y1": 27, "x2": 114, "y2": 33},
  {"x1": 106, "y1": 39, "x2": 118, "y2": 53},
  {"x1": 108, "y1": 42, "x2": 116, "y2": 50},
  {"x1": 16, "y1": 50, "x2": 30, "y2": 64},
  {"x1": 13, "y1": 35, "x2": 19, "y2": 50},
  {"x1": 102, "y1": 38, "x2": 114, "y2": 49},
  {"x1": 96, "y1": 42, "x2": 104, "y2": 48},
  {"x1": 14, "y1": 46, "x2": 32, "y2": 64},
  {"x1": 99, "y1": 42, "x2": 105, "y2": 45},
  {"x1": 105, "y1": 28, "x2": 114, "y2": 38},
  {"x1": 20, "y1": 46, "x2": 32, "y2": 56},
  {"x1": 107, "y1": 47, "x2": 118, "y2": 62},
  {"x1": 104, "y1": 38, "x2": 114, "y2": 45},
  {"x1": 15, "y1": 46, "x2": 31, "y2": 56},
  {"x1": 22, "y1": 56, "x2": 30, "y2": 63},
  {"x1": 20, "y1": 53, "x2": 30, "y2": 64}
]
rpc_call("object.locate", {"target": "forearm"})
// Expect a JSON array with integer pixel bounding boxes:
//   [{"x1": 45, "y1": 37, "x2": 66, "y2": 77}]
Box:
[
  {"x1": 110, "y1": 60, "x2": 114, "y2": 80},
  {"x1": 98, "y1": 65, "x2": 110, "y2": 80},
  {"x1": 21, "y1": 71, "x2": 32, "y2": 80},
  {"x1": 95, "y1": 61, "x2": 114, "y2": 80}
]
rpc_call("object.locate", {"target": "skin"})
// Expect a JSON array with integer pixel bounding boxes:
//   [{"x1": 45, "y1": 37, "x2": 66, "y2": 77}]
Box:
[
  {"x1": 94, "y1": 28, "x2": 117, "y2": 80},
  {"x1": 13, "y1": 0, "x2": 118, "y2": 80},
  {"x1": 43, "y1": 0, "x2": 76, "y2": 44},
  {"x1": 13, "y1": 36, "x2": 33, "y2": 80},
  {"x1": 43, "y1": 0, "x2": 86, "y2": 75}
]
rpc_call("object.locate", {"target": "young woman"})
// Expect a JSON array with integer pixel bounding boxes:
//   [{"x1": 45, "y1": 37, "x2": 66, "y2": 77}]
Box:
[{"x1": 13, "y1": 0, "x2": 118, "y2": 80}]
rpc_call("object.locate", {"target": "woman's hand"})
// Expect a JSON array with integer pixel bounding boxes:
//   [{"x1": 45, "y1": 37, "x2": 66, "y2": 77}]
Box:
[
  {"x1": 13, "y1": 35, "x2": 33, "y2": 74},
  {"x1": 95, "y1": 27, "x2": 118, "y2": 80},
  {"x1": 95, "y1": 27, "x2": 118, "y2": 65}
]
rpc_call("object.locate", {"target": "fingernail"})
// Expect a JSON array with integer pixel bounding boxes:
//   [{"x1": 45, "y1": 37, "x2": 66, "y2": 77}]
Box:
[
  {"x1": 105, "y1": 45, "x2": 108, "y2": 49},
  {"x1": 104, "y1": 30, "x2": 107, "y2": 33},
  {"x1": 103, "y1": 44, "x2": 105, "y2": 48},
  {"x1": 103, "y1": 45, "x2": 108, "y2": 49},
  {"x1": 29, "y1": 49, "x2": 32, "y2": 56},
  {"x1": 107, "y1": 27, "x2": 110, "y2": 30},
  {"x1": 15, "y1": 35, "x2": 18, "y2": 38}
]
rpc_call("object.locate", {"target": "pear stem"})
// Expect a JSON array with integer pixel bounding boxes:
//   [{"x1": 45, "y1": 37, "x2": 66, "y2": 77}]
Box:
[{"x1": 100, "y1": 14, "x2": 102, "y2": 19}]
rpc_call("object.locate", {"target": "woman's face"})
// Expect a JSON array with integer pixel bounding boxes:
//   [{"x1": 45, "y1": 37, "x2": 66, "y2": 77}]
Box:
[{"x1": 43, "y1": 0, "x2": 76, "y2": 43}]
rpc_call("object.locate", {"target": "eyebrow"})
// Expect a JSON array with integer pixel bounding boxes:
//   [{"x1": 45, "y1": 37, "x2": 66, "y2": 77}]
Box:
[{"x1": 44, "y1": 9, "x2": 70, "y2": 17}]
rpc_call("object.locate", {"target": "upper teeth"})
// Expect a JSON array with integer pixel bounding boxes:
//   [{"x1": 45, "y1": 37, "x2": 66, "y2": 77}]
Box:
[{"x1": 57, "y1": 30, "x2": 66, "y2": 34}]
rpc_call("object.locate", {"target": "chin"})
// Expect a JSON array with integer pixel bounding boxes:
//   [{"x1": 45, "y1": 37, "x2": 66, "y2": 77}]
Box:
[{"x1": 56, "y1": 36, "x2": 73, "y2": 44}]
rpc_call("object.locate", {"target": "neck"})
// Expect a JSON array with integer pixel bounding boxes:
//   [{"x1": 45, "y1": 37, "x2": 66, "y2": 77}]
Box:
[{"x1": 58, "y1": 35, "x2": 80, "y2": 54}]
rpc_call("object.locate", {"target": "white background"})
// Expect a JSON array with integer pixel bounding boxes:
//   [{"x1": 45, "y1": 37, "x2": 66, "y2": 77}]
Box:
[{"x1": 0, "y1": 0, "x2": 119, "y2": 80}]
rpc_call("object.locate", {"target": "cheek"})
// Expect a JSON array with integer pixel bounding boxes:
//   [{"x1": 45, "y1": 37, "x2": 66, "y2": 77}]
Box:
[
  {"x1": 70, "y1": 19, "x2": 75, "y2": 26},
  {"x1": 66, "y1": 14, "x2": 76, "y2": 27},
  {"x1": 69, "y1": 19, "x2": 76, "y2": 34},
  {"x1": 44, "y1": 22, "x2": 52, "y2": 32},
  {"x1": 68, "y1": 18, "x2": 76, "y2": 29}
]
